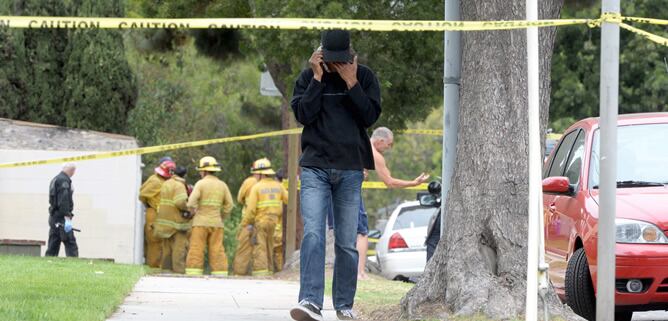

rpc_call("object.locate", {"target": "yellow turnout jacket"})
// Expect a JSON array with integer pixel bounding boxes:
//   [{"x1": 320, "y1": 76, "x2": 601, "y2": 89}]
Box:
[
  {"x1": 187, "y1": 175, "x2": 234, "y2": 228},
  {"x1": 243, "y1": 178, "x2": 288, "y2": 225}
]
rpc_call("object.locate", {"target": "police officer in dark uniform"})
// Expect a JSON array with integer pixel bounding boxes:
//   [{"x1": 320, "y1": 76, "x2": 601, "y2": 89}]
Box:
[
  {"x1": 424, "y1": 181, "x2": 442, "y2": 262},
  {"x1": 46, "y1": 163, "x2": 79, "y2": 257}
]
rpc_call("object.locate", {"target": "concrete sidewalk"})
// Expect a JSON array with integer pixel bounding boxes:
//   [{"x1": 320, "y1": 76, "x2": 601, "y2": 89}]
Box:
[{"x1": 107, "y1": 276, "x2": 336, "y2": 321}]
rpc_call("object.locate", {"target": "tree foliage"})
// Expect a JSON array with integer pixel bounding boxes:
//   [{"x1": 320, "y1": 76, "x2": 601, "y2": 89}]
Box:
[
  {"x1": 127, "y1": 0, "x2": 249, "y2": 60},
  {"x1": 127, "y1": 0, "x2": 445, "y2": 129},
  {"x1": 248, "y1": 0, "x2": 444, "y2": 129},
  {"x1": 550, "y1": 0, "x2": 668, "y2": 132},
  {"x1": 0, "y1": 0, "x2": 69, "y2": 125},
  {"x1": 0, "y1": 0, "x2": 136, "y2": 133},
  {"x1": 63, "y1": 0, "x2": 137, "y2": 133}
]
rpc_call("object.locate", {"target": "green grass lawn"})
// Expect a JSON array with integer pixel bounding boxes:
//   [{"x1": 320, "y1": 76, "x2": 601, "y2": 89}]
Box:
[{"x1": 0, "y1": 255, "x2": 144, "y2": 321}]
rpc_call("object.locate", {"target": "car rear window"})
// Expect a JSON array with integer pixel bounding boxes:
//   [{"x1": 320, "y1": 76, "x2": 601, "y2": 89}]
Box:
[{"x1": 392, "y1": 206, "x2": 435, "y2": 231}]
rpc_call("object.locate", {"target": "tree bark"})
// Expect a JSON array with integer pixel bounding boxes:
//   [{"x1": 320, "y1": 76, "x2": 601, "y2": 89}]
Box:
[{"x1": 400, "y1": 1, "x2": 583, "y2": 320}]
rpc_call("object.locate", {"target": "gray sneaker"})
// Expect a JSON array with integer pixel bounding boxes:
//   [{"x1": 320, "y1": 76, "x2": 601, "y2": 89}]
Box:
[
  {"x1": 336, "y1": 309, "x2": 358, "y2": 320},
  {"x1": 290, "y1": 300, "x2": 323, "y2": 321}
]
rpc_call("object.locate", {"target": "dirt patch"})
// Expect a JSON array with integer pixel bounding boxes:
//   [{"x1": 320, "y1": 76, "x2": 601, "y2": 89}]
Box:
[{"x1": 363, "y1": 304, "x2": 403, "y2": 321}]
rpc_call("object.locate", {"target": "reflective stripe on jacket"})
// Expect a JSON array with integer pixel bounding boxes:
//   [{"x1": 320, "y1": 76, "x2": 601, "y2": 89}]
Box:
[
  {"x1": 155, "y1": 176, "x2": 191, "y2": 238},
  {"x1": 187, "y1": 175, "x2": 234, "y2": 228}
]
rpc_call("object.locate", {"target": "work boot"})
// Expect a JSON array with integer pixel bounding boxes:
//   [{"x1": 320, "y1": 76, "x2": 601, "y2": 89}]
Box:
[
  {"x1": 336, "y1": 309, "x2": 358, "y2": 320},
  {"x1": 290, "y1": 300, "x2": 323, "y2": 321}
]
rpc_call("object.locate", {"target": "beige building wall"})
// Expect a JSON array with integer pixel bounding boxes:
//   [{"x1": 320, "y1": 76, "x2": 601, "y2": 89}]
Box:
[{"x1": 0, "y1": 150, "x2": 143, "y2": 264}]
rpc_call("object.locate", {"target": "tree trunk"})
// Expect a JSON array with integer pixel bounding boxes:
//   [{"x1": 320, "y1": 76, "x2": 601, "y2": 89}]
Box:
[{"x1": 400, "y1": 1, "x2": 583, "y2": 320}]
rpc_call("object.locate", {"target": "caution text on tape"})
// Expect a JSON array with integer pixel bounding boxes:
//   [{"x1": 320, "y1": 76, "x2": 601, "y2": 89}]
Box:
[
  {"x1": 0, "y1": 16, "x2": 591, "y2": 32},
  {"x1": 1, "y1": 14, "x2": 666, "y2": 47}
]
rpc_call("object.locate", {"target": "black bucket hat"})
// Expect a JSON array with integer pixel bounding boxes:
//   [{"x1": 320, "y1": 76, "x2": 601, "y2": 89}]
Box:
[
  {"x1": 174, "y1": 166, "x2": 187, "y2": 178},
  {"x1": 321, "y1": 30, "x2": 353, "y2": 63}
]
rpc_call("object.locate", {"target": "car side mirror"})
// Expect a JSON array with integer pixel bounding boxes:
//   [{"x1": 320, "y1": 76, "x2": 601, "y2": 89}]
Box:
[
  {"x1": 542, "y1": 176, "x2": 572, "y2": 194},
  {"x1": 419, "y1": 194, "x2": 440, "y2": 207}
]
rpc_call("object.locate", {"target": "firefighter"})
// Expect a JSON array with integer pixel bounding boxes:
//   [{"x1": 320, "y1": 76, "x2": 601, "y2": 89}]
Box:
[
  {"x1": 232, "y1": 159, "x2": 263, "y2": 275},
  {"x1": 185, "y1": 156, "x2": 234, "y2": 276},
  {"x1": 243, "y1": 158, "x2": 288, "y2": 276},
  {"x1": 45, "y1": 163, "x2": 79, "y2": 257},
  {"x1": 155, "y1": 166, "x2": 191, "y2": 274},
  {"x1": 139, "y1": 157, "x2": 175, "y2": 267}
]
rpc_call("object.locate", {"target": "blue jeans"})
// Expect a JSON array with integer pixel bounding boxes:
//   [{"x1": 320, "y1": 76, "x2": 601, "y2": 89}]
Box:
[
  {"x1": 327, "y1": 198, "x2": 368, "y2": 236},
  {"x1": 299, "y1": 166, "x2": 363, "y2": 310}
]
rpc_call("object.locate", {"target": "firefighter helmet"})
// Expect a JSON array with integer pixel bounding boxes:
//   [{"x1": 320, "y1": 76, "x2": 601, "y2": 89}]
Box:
[
  {"x1": 251, "y1": 158, "x2": 275, "y2": 175},
  {"x1": 196, "y1": 156, "x2": 221, "y2": 172}
]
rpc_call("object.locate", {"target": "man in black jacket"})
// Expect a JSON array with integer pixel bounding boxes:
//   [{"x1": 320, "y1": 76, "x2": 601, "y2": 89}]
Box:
[
  {"x1": 46, "y1": 163, "x2": 78, "y2": 257},
  {"x1": 289, "y1": 30, "x2": 381, "y2": 321}
]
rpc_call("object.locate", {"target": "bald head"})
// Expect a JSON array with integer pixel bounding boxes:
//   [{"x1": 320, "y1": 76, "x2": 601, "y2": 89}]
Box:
[{"x1": 62, "y1": 163, "x2": 76, "y2": 177}]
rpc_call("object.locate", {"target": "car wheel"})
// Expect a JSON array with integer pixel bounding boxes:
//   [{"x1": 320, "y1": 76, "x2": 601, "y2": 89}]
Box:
[
  {"x1": 614, "y1": 311, "x2": 633, "y2": 321},
  {"x1": 366, "y1": 260, "x2": 381, "y2": 275},
  {"x1": 393, "y1": 275, "x2": 411, "y2": 283},
  {"x1": 565, "y1": 248, "x2": 596, "y2": 321}
]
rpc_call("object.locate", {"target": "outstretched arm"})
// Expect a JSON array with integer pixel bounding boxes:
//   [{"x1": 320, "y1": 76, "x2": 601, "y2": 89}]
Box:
[{"x1": 373, "y1": 150, "x2": 429, "y2": 189}]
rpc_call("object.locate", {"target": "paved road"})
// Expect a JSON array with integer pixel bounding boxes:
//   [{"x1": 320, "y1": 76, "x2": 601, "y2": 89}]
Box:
[{"x1": 107, "y1": 276, "x2": 336, "y2": 321}]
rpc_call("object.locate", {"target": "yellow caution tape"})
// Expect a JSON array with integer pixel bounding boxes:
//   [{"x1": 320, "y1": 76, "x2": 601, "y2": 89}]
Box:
[
  {"x1": 0, "y1": 14, "x2": 665, "y2": 47},
  {"x1": 619, "y1": 22, "x2": 668, "y2": 47},
  {"x1": 0, "y1": 16, "x2": 592, "y2": 31},
  {"x1": 0, "y1": 127, "x2": 443, "y2": 169},
  {"x1": 624, "y1": 16, "x2": 668, "y2": 26},
  {"x1": 362, "y1": 181, "x2": 429, "y2": 190},
  {"x1": 0, "y1": 128, "x2": 302, "y2": 169},
  {"x1": 546, "y1": 133, "x2": 563, "y2": 140},
  {"x1": 396, "y1": 129, "x2": 443, "y2": 136},
  {"x1": 1, "y1": 13, "x2": 661, "y2": 32},
  {"x1": 282, "y1": 179, "x2": 428, "y2": 191}
]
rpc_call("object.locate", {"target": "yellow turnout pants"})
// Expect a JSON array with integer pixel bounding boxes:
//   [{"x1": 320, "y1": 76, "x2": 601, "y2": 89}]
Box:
[
  {"x1": 252, "y1": 215, "x2": 278, "y2": 276},
  {"x1": 144, "y1": 207, "x2": 162, "y2": 268},
  {"x1": 274, "y1": 242, "x2": 283, "y2": 272},
  {"x1": 233, "y1": 227, "x2": 253, "y2": 276},
  {"x1": 186, "y1": 226, "x2": 228, "y2": 276},
  {"x1": 160, "y1": 231, "x2": 189, "y2": 274}
]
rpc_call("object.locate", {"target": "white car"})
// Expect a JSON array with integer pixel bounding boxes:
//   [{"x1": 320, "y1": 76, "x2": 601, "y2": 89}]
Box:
[{"x1": 376, "y1": 200, "x2": 437, "y2": 280}]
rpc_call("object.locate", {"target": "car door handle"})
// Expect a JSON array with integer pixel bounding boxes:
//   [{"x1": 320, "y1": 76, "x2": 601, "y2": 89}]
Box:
[{"x1": 548, "y1": 203, "x2": 557, "y2": 213}]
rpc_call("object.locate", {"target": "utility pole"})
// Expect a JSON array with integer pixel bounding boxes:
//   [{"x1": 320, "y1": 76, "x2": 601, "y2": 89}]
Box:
[
  {"x1": 597, "y1": 1, "x2": 620, "y2": 320},
  {"x1": 440, "y1": 0, "x2": 461, "y2": 237},
  {"x1": 285, "y1": 112, "x2": 300, "y2": 260}
]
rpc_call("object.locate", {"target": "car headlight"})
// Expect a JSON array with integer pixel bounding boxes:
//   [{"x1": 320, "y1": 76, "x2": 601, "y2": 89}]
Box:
[{"x1": 616, "y1": 219, "x2": 668, "y2": 244}]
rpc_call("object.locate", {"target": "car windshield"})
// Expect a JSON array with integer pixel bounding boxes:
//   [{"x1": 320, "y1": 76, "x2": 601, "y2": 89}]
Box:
[
  {"x1": 590, "y1": 123, "x2": 668, "y2": 188},
  {"x1": 392, "y1": 206, "x2": 435, "y2": 230}
]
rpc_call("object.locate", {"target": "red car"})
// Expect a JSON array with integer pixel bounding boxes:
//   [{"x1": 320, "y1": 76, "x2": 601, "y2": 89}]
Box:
[{"x1": 542, "y1": 112, "x2": 668, "y2": 321}]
